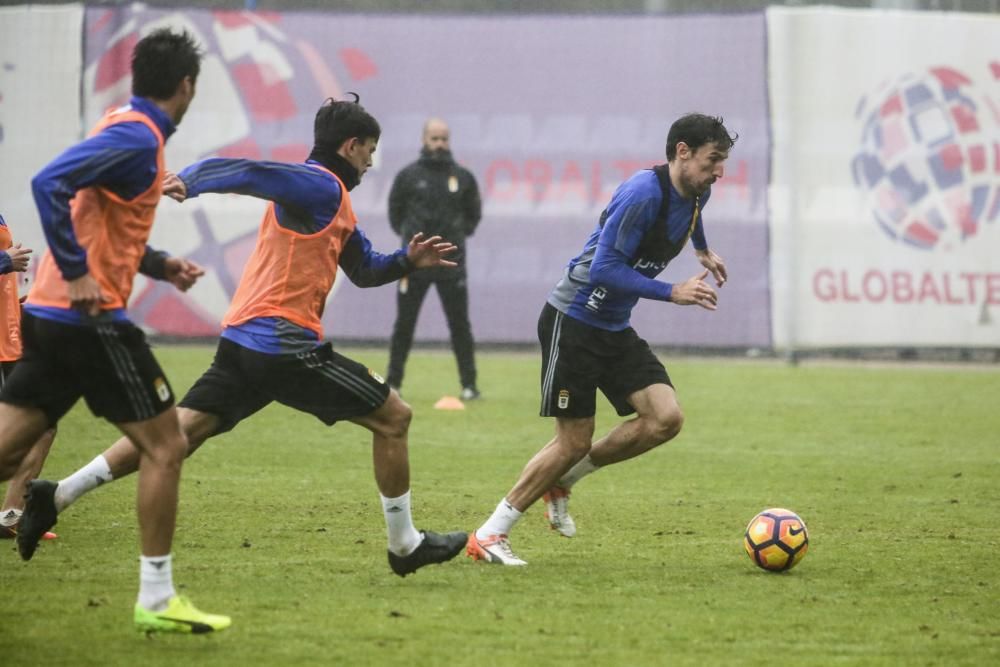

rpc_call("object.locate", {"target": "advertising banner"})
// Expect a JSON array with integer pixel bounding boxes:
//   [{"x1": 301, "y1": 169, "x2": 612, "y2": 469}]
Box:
[
  {"x1": 769, "y1": 7, "x2": 1000, "y2": 348},
  {"x1": 0, "y1": 4, "x2": 83, "y2": 284},
  {"x1": 82, "y1": 7, "x2": 771, "y2": 345}
]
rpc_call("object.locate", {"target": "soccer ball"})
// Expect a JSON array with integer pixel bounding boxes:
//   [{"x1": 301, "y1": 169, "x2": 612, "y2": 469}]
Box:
[{"x1": 743, "y1": 508, "x2": 809, "y2": 572}]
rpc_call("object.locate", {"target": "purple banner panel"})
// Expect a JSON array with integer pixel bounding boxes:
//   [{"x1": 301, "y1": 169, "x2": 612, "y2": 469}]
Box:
[{"x1": 84, "y1": 8, "x2": 769, "y2": 347}]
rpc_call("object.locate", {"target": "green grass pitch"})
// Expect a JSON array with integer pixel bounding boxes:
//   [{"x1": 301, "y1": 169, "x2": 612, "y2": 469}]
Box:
[{"x1": 2, "y1": 345, "x2": 998, "y2": 666}]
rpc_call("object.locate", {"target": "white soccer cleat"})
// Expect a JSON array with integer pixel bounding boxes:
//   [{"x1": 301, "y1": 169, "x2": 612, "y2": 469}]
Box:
[
  {"x1": 466, "y1": 532, "x2": 527, "y2": 566},
  {"x1": 543, "y1": 485, "x2": 576, "y2": 537}
]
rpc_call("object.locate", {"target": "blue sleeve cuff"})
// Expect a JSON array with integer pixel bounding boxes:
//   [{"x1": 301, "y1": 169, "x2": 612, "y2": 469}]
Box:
[
  {"x1": 60, "y1": 261, "x2": 90, "y2": 281},
  {"x1": 0, "y1": 252, "x2": 12, "y2": 275}
]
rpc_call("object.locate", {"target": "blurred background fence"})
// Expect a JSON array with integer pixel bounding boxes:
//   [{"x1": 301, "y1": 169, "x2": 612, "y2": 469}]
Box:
[{"x1": 0, "y1": 1, "x2": 997, "y2": 360}]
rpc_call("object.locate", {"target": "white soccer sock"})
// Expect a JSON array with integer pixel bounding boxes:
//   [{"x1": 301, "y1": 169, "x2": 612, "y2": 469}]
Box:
[
  {"x1": 381, "y1": 491, "x2": 422, "y2": 556},
  {"x1": 138, "y1": 554, "x2": 176, "y2": 612},
  {"x1": 55, "y1": 455, "x2": 113, "y2": 512},
  {"x1": 476, "y1": 498, "x2": 523, "y2": 540},
  {"x1": 0, "y1": 508, "x2": 22, "y2": 527},
  {"x1": 559, "y1": 454, "x2": 600, "y2": 489}
]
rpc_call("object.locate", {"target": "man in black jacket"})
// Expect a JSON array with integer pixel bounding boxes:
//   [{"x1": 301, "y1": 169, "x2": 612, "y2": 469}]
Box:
[{"x1": 386, "y1": 118, "x2": 482, "y2": 400}]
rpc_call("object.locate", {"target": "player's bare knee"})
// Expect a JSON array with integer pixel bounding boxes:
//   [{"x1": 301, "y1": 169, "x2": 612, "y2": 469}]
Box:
[
  {"x1": 141, "y1": 432, "x2": 188, "y2": 469},
  {"x1": 560, "y1": 434, "x2": 593, "y2": 460},
  {"x1": 378, "y1": 400, "x2": 412, "y2": 440},
  {"x1": 648, "y1": 408, "x2": 684, "y2": 445},
  {"x1": 391, "y1": 404, "x2": 412, "y2": 439}
]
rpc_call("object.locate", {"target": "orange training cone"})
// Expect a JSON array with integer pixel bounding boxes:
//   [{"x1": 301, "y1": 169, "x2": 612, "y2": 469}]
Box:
[{"x1": 434, "y1": 396, "x2": 466, "y2": 411}]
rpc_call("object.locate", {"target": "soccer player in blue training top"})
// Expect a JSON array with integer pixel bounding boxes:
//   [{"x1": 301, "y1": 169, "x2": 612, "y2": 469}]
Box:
[
  {"x1": 0, "y1": 28, "x2": 231, "y2": 633},
  {"x1": 0, "y1": 213, "x2": 205, "y2": 540},
  {"x1": 466, "y1": 113, "x2": 737, "y2": 565},
  {"x1": 18, "y1": 95, "x2": 469, "y2": 580}
]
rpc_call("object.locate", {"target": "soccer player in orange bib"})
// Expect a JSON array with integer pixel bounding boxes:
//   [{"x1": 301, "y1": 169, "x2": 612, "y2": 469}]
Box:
[
  {"x1": 0, "y1": 213, "x2": 56, "y2": 541},
  {"x1": 0, "y1": 215, "x2": 203, "y2": 542},
  {"x1": 0, "y1": 29, "x2": 230, "y2": 633},
  {"x1": 20, "y1": 95, "x2": 468, "y2": 580}
]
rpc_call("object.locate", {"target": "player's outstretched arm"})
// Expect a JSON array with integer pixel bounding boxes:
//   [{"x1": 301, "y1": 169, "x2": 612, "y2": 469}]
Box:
[
  {"x1": 162, "y1": 257, "x2": 205, "y2": 292},
  {"x1": 0, "y1": 244, "x2": 32, "y2": 274},
  {"x1": 695, "y1": 248, "x2": 727, "y2": 287},
  {"x1": 138, "y1": 247, "x2": 205, "y2": 292},
  {"x1": 669, "y1": 269, "x2": 719, "y2": 311},
  {"x1": 406, "y1": 232, "x2": 457, "y2": 270},
  {"x1": 162, "y1": 171, "x2": 188, "y2": 202}
]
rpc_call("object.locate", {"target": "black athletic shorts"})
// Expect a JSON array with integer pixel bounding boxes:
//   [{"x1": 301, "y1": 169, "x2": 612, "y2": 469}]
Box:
[
  {"x1": 537, "y1": 303, "x2": 672, "y2": 418},
  {"x1": 0, "y1": 312, "x2": 175, "y2": 425},
  {"x1": 0, "y1": 360, "x2": 17, "y2": 389},
  {"x1": 179, "y1": 337, "x2": 390, "y2": 435}
]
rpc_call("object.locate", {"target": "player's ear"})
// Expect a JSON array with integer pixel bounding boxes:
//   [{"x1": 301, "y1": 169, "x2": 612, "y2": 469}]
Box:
[
  {"x1": 339, "y1": 137, "x2": 358, "y2": 155},
  {"x1": 175, "y1": 75, "x2": 194, "y2": 99}
]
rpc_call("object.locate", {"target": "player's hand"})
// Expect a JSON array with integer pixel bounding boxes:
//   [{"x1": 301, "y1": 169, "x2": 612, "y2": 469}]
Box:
[
  {"x1": 406, "y1": 232, "x2": 458, "y2": 269},
  {"x1": 164, "y1": 257, "x2": 205, "y2": 292},
  {"x1": 695, "y1": 248, "x2": 727, "y2": 287},
  {"x1": 6, "y1": 243, "x2": 32, "y2": 272},
  {"x1": 162, "y1": 171, "x2": 188, "y2": 202},
  {"x1": 670, "y1": 270, "x2": 718, "y2": 311},
  {"x1": 67, "y1": 273, "x2": 109, "y2": 317}
]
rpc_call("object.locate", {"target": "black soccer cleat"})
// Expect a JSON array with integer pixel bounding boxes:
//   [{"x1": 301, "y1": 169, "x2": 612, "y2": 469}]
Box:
[
  {"x1": 18, "y1": 479, "x2": 59, "y2": 561},
  {"x1": 388, "y1": 530, "x2": 468, "y2": 577}
]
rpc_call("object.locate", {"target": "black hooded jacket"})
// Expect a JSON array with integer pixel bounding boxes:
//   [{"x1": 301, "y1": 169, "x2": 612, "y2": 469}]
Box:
[{"x1": 388, "y1": 147, "x2": 481, "y2": 277}]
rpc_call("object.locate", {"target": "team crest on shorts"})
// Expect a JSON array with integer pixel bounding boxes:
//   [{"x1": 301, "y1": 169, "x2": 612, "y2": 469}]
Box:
[
  {"x1": 368, "y1": 369, "x2": 385, "y2": 384},
  {"x1": 558, "y1": 389, "x2": 570, "y2": 409},
  {"x1": 153, "y1": 377, "x2": 171, "y2": 403}
]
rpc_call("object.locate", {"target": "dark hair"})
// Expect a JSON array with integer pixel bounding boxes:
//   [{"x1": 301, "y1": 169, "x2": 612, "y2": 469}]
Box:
[
  {"x1": 313, "y1": 93, "x2": 381, "y2": 152},
  {"x1": 131, "y1": 28, "x2": 202, "y2": 99},
  {"x1": 665, "y1": 114, "x2": 738, "y2": 161}
]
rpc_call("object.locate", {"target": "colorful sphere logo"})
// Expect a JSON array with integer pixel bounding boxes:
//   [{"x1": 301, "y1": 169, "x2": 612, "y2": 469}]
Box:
[{"x1": 852, "y1": 66, "x2": 1000, "y2": 251}]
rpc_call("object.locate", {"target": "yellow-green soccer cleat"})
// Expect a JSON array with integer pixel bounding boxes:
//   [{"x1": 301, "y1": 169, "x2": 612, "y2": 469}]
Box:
[{"x1": 134, "y1": 596, "x2": 232, "y2": 634}]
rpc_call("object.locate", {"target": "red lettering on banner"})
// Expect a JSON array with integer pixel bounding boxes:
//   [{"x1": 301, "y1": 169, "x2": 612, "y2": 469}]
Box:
[
  {"x1": 987, "y1": 274, "x2": 1000, "y2": 305},
  {"x1": 485, "y1": 159, "x2": 518, "y2": 202},
  {"x1": 862, "y1": 270, "x2": 887, "y2": 302},
  {"x1": 841, "y1": 270, "x2": 861, "y2": 302},
  {"x1": 553, "y1": 161, "x2": 587, "y2": 202},
  {"x1": 892, "y1": 271, "x2": 914, "y2": 303},
  {"x1": 812, "y1": 269, "x2": 1000, "y2": 305},
  {"x1": 959, "y1": 272, "x2": 980, "y2": 302},
  {"x1": 918, "y1": 272, "x2": 942, "y2": 303},
  {"x1": 589, "y1": 160, "x2": 604, "y2": 203},
  {"x1": 942, "y1": 273, "x2": 963, "y2": 304},
  {"x1": 524, "y1": 160, "x2": 552, "y2": 202},
  {"x1": 718, "y1": 160, "x2": 750, "y2": 200},
  {"x1": 482, "y1": 157, "x2": 752, "y2": 206},
  {"x1": 813, "y1": 268, "x2": 836, "y2": 301}
]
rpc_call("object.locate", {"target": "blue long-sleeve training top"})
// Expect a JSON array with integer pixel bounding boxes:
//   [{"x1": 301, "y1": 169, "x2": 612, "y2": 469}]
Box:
[
  {"x1": 178, "y1": 158, "x2": 410, "y2": 354},
  {"x1": 30, "y1": 96, "x2": 175, "y2": 281},
  {"x1": 547, "y1": 168, "x2": 711, "y2": 331},
  {"x1": 26, "y1": 96, "x2": 176, "y2": 325}
]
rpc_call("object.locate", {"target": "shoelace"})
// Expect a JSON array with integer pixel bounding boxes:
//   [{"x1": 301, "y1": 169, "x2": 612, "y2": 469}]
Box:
[
  {"x1": 548, "y1": 492, "x2": 570, "y2": 522},
  {"x1": 492, "y1": 535, "x2": 519, "y2": 559}
]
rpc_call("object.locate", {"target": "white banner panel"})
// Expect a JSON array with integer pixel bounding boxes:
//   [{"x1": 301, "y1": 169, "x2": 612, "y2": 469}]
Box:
[
  {"x1": 0, "y1": 5, "x2": 84, "y2": 274},
  {"x1": 769, "y1": 7, "x2": 1000, "y2": 348}
]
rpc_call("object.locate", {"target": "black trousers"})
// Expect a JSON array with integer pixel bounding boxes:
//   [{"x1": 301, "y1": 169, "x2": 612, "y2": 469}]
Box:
[{"x1": 386, "y1": 272, "x2": 477, "y2": 390}]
